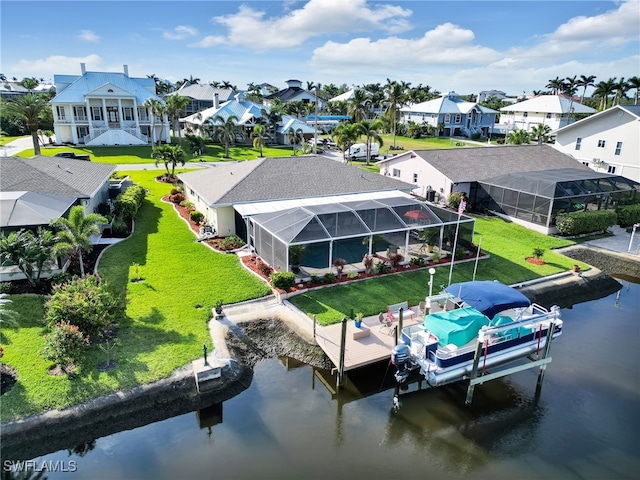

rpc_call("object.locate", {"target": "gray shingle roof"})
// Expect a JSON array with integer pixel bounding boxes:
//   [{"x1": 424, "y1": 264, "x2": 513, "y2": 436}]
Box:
[
  {"x1": 409, "y1": 144, "x2": 592, "y2": 183},
  {"x1": 169, "y1": 84, "x2": 234, "y2": 102},
  {"x1": 178, "y1": 156, "x2": 415, "y2": 206},
  {"x1": 0, "y1": 156, "x2": 115, "y2": 197}
]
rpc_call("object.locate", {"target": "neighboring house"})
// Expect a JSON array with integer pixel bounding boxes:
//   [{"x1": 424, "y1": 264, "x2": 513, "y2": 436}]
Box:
[
  {"x1": 377, "y1": 144, "x2": 639, "y2": 234},
  {"x1": 551, "y1": 104, "x2": 640, "y2": 183},
  {"x1": 51, "y1": 63, "x2": 169, "y2": 146},
  {"x1": 400, "y1": 92, "x2": 499, "y2": 138},
  {"x1": 0, "y1": 156, "x2": 116, "y2": 223},
  {"x1": 166, "y1": 83, "x2": 234, "y2": 116},
  {"x1": 477, "y1": 90, "x2": 508, "y2": 102},
  {"x1": 498, "y1": 94, "x2": 596, "y2": 134},
  {"x1": 177, "y1": 155, "x2": 472, "y2": 273},
  {"x1": 0, "y1": 81, "x2": 55, "y2": 100},
  {"x1": 180, "y1": 92, "x2": 313, "y2": 144},
  {"x1": 263, "y1": 79, "x2": 327, "y2": 110}
]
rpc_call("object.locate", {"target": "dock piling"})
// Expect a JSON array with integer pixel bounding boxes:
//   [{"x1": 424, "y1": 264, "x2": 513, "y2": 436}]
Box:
[{"x1": 337, "y1": 318, "x2": 347, "y2": 390}]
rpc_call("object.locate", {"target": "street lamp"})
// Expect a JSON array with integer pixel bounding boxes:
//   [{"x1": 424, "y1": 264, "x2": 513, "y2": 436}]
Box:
[{"x1": 426, "y1": 267, "x2": 436, "y2": 315}]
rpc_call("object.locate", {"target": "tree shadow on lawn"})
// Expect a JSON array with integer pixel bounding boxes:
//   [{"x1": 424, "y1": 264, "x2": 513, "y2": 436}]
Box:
[{"x1": 0, "y1": 382, "x2": 42, "y2": 420}]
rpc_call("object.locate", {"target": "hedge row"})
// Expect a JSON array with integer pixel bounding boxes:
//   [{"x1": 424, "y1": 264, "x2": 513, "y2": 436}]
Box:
[
  {"x1": 114, "y1": 184, "x2": 146, "y2": 220},
  {"x1": 555, "y1": 210, "x2": 617, "y2": 235},
  {"x1": 615, "y1": 204, "x2": 640, "y2": 228}
]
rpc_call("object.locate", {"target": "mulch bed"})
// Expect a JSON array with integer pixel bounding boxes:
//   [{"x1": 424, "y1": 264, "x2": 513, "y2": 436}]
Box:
[{"x1": 525, "y1": 257, "x2": 546, "y2": 265}]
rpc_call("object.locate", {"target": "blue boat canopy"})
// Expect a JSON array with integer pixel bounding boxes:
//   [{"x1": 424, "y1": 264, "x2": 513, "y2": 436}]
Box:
[{"x1": 444, "y1": 281, "x2": 531, "y2": 319}]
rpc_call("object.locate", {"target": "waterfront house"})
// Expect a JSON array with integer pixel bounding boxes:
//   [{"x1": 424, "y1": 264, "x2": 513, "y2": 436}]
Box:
[
  {"x1": 166, "y1": 83, "x2": 234, "y2": 116},
  {"x1": 551, "y1": 104, "x2": 640, "y2": 183}
]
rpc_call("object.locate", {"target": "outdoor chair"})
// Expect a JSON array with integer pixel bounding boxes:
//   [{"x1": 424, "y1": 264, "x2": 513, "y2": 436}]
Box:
[{"x1": 378, "y1": 312, "x2": 394, "y2": 335}]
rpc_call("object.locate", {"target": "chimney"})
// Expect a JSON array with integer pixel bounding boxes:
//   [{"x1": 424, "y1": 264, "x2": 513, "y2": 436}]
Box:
[
  {"x1": 80, "y1": 63, "x2": 86, "y2": 75},
  {"x1": 123, "y1": 65, "x2": 129, "y2": 76},
  {"x1": 214, "y1": 93, "x2": 219, "y2": 109}
]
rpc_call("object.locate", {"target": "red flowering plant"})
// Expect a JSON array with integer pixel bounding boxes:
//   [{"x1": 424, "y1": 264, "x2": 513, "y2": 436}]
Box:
[{"x1": 42, "y1": 321, "x2": 89, "y2": 373}]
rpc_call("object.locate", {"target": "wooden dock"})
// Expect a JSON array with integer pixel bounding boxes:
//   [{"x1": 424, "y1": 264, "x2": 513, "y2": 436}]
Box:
[{"x1": 315, "y1": 310, "x2": 423, "y2": 371}]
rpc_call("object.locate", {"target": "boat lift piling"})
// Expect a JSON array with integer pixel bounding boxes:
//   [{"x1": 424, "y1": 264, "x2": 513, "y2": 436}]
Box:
[
  {"x1": 464, "y1": 308, "x2": 560, "y2": 405},
  {"x1": 337, "y1": 318, "x2": 347, "y2": 390}
]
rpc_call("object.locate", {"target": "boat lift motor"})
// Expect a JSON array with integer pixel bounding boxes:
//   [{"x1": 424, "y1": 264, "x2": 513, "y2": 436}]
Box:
[{"x1": 391, "y1": 344, "x2": 413, "y2": 383}]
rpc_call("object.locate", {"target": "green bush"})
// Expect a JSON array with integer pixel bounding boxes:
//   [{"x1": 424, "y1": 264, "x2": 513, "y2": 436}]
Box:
[
  {"x1": 169, "y1": 193, "x2": 185, "y2": 204},
  {"x1": 310, "y1": 275, "x2": 323, "y2": 285},
  {"x1": 532, "y1": 247, "x2": 545, "y2": 258},
  {"x1": 323, "y1": 272, "x2": 336, "y2": 283},
  {"x1": 347, "y1": 271, "x2": 359, "y2": 279},
  {"x1": 111, "y1": 216, "x2": 129, "y2": 237},
  {"x1": 48, "y1": 272, "x2": 72, "y2": 287},
  {"x1": 447, "y1": 191, "x2": 465, "y2": 210},
  {"x1": 221, "y1": 235, "x2": 245, "y2": 251},
  {"x1": 0, "y1": 282, "x2": 12, "y2": 294},
  {"x1": 270, "y1": 271, "x2": 296, "y2": 291},
  {"x1": 616, "y1": 204, "x2": 640, "y2": 228},
  {"x1": 180, "y1": 200, "x2": 195, "y2": 211},
  {"x1": 45, "y1": 275, "x2": 125, "y2": 340},
  {"x1": 556, "y1": 210, "x2": 617, "y2": 235},
  {"x1": 374, "y1": 261, "x2": 389, "y2": 274},
  {"x1": 189, "y1": 211, "x2": 204, "y2": 224},
  {"x1": 114, "y1": 184, "x2": 146, "y2": 220},
  {"x1": 455, "y1": 247, "x2": 467, "y2": 260},
  {"x1": 42, "y1": 321, "x2": 89, "y2": 371},
  {"x1": 410, "y1": 257, "x2": 426, "y2": 267}
]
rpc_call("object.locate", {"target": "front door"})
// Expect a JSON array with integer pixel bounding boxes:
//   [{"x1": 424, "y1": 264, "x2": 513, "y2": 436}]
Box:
[{"x1": 107, "y1": 106, "x2": 119, "y2": 127}]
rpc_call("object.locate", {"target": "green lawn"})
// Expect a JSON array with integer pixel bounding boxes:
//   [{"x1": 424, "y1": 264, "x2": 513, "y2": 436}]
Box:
[
  {"x1": 289, "y1": 215, "x2": 584, "y2": 325},
  {"x1": 0, "y1": 169, "x2": 270, "y2": 420},
  {"x1": 0, "y1": 135, "x2": 28, "y2": 146}
]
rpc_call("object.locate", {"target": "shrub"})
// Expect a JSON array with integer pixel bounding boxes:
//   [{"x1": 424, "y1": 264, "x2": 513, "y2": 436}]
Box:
[
  {"x1": 270, "y1": 271, "x2": 296, "y2": 291},
  {"x1": 0, "y1": 282, "x2": 12, "y2": 294},
  {"x1": 410, "y1": 257, "x2": 426, "y2": 267},
  {"x1": 333, "y1": 258, "x2": 347, "y2": 277},
  {"x1": 374, "y1": 261, "x2": 389, "y2": 274},
  {"x1": 454, "y1": 247, "x2": 466, "y2": 260},
  {"x1": 388, "y1": 253, "x2": 404, "y2": 268},
  {"x1": 430, "y1": 251, "x2": 441, "y2": 262},
  {"x1": 221, "y1": 235, "x2": 245, "y2": 251},
  {"x1": 180, "y1": 200, "x2": 195, "y2": 212},
  {"x1": 169, "y1": 193, "x2": 185, "y2": 204},
  {"x1": 48, "y1": 272, "x2": 71, "y2": 287},
  {"x1": 114, "y1": 184, "x2": 146, "y2": 220},
  {"x1": 323, "y1": 272, "x2": 336, "y2": 283},
  {"x1": 45, "y1": 275, "x2": 125, "y2": 340},
  {"x1": 447, "y1": 191, "x2": 466, "y2": 211},
  {"x1": 532, "y1": 247, "x2": 545, "y2": 259},
  {"x1": 310, "y1": 275, "x2": 323, "y2": 285},
  {"x1": 258, "y1": 261, "x2": 272, "y2": 277},
  {"x1": 170, "y1": 187, "x2": 183, "y2": 195},
  {"x1": 362, "y1": 254, "x2": 374, "y2": 274},
  {"x1": 42, "y1": 321, "x2": 89, "y2": 371},
  {"x1": 616, "y1": 204, "x2": 640, "y2": 228},
  {"x1": 347, "y1": 271, "x2": 359, "y2": 279},
  {"x1": 555, "y1": 210, "x2": 617, "y2": 236},
  {"x1": 111, "y1": 216, "x2": 129, "y2": 237},
  {"x1": 189, "y1": 211, "x2": 204, "y2": 224}
]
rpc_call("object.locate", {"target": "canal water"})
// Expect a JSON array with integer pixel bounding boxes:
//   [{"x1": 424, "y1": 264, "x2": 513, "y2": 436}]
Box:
[{"x1": 16, "y1": 279, "x2": 640, "y2": 479}]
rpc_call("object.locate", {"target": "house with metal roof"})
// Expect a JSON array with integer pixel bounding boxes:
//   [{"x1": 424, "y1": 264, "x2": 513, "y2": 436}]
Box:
[
  {"x1": 178, "y1": 155, "x2": 474, "y2": 272},
  {"x1": 51, "y1": 63, "x2": 169, "y2": 146},
  {"x1": 498, "y1": 94, "x2": 596, "y2": 135},
  {"x1": 180, "y1": 92, "x2": 313, "y2": 145},
  {"x1": 263, "y1": 79, "x2": 326, "y2": 110},
  {"x1": 401, "y1": 92, "x2": 499, "y2": 138},
  {"x1": 551, "y1": 104, "x2": 640, "y2": 183},
  {"x1": 166, "y1": 83, "x2": 234, "y2": 116},
  {"x1": 377, "y1": 144, "x2": 639, "y2": 234}
]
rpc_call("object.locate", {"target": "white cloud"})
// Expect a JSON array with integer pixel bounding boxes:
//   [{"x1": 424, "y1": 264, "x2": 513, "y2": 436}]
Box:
[
  {"x1": 189, "y1": 35, "x2": 226, "y2": 48},
  {"x1": 11, "y1": 54, "x2": 104, "y2": 79},
  {"x1": 163, "y1": 25, "x2": 199, "y2": 40},
  {"x1": 77, "y1": 30, "x2": 100, "y2": 43},
  {"x1": 208, "y1": 0, "x2": 412, "y2": 50}
]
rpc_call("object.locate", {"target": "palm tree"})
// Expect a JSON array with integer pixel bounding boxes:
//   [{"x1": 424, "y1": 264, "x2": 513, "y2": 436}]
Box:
[
  {"x1": 164, "y1": 94, "x2": 190, "y2": 145},
  {"x1": 287, "y1": 127, "x2": 304, "y2": 155},
  {"x1": 332, "y1": 122, "x2": 359, "y2": 161},
  {"x1": 4, "y1": 93, "x2": 49, "y2": 155},
  {"x1": 143, "y1": 98, "x2": 163, "y2": 146},
  {"x1": 356, "y1": 119, "x2": 384, "y2": 165},
  {"x1": 260, "y1": 107, "x2": 282, "y2": 143},
  {"x1": 546, "y1": 77, "x2": 565, "y2": 95},
  {"x1": 349, "y1": 89, "x2": 370, "y2": 122},
  {"x1": 628, "y1": 76, "x2": 640, "y2": 105},
  {"x1": 19, "y1": 77, "x2": 40, "y2": 92},
  {"x1": 507, "y1": 129, "x2": 530, "y2": 145},
  {"x1": 384, "y1": 80, "x2": 408, "y2": 149},
  {"x1": 563, "y1": 75, "x2": 579, "y2": 122},
  {"x1": 530, "y1": 124, "x2": 552, "y2": 144},
  {"x1": 593, "y1": 78, "x2": 617, "y2": 110},
  {"x1": 251, "y1": 124, "x2": 267, "y2": 157},
  {"x1": 210, "y1": 114, "x2": 239, "y2": 158},
  {"x1": 152, "y1": 144, "x2": 186, "y2": 177},
  {"x1": 51, "y1": 206, "x2": 107, "y2": 277},
  {"x1": 613, "y1": 77, "x2": 629, "y2": 105},
  {"x1": 0, "y1": 293, "x2": 19, "y2": 328},
  {"x1": 577, "y1": 75, "x2": 597, "y2": 103},
  {"x1": 0, "y1": 230, "x2": 38, "y2": 287}
]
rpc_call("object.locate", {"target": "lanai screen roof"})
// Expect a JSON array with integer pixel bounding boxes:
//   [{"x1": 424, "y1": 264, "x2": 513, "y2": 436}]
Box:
[
  {"x1": 249, "y1": 194, "x2": 447, "y2": 244},
  {"x1": 480, "y1": 168, "x2": 640, "y2": 199}
]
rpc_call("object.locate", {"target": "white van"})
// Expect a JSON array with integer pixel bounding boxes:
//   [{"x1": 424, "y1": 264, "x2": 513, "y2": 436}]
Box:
[{"x1": 345, "y1": 143, "x2": 379, "y2": 161}]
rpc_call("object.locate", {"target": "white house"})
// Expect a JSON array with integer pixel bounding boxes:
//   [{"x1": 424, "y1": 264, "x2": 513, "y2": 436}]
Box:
[
  {"x1": 400, "y1": 92, "x2": 499, "y2": 138},
  {"x1": 498, "y1": 95, "x2": 596, "y2": 134},
  {"x1": 51, "y1": 64, "x2": 169, "y2": 146},
  {"x1": 551, "y1": 104, "x2": 640, "y2": 183}
]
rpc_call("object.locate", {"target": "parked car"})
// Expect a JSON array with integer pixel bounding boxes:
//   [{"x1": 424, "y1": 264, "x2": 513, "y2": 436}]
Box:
[{"x1": 54, "y1": 152, "x2": 91, "y2": 161}]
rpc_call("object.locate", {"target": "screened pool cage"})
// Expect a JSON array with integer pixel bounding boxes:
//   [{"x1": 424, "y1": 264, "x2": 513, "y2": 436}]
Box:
[
  {"x1": 472, "y1": 168, "x2": 640, "y2": 231},
  {"x1": 248, "y1": 195, "x2": 474, "y2": 275}
]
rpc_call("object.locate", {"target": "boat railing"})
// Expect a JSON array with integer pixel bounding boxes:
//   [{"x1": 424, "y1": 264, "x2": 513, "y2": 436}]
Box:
[{"x1": 479, "y1": 307, "x2": 561, "y2": 343}]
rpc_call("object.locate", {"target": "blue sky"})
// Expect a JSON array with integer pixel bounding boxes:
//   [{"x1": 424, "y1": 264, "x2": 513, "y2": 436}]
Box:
[{"x1": 1, "y1": 0, "x2": 638, "y2": 96}]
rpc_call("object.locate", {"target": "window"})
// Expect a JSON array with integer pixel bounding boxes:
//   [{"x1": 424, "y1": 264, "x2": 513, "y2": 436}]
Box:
[
  {"x1": 523, "y1": 112, "x2": 528, "y2": 118},
  {"x1": 615, "y1": 141, "x2": 622, "y2": 155},
  {"x1": 581, "y1": 161, "x2": 589, "y2": 167},
  {"x1": 597, "y1": 139, "x2": 606, "y2": 148},
  {"x1": 122, "y1": 107, "x2": 134, "y2": 121},
  {"x1": 575, "y1": 137, "x2": 582, "y2": 151},
  {"x1": 392, "y1": 169, "x2": 401, "y2": 178},
  {"x1": 546, "y1": 113, "x2": 552, "y2": 119},
  {"x1": 607, "y1": 165, "x2": 616, "y2": 174},
  {"x1": 56, "y1": 106, "x2": 66, "y2": 120},
  {"x1": 444, "y1": 114, "x2": 451, "y2": 123},
  {"x1": 413, "y1": 173, "x2": 418, "y2": 183},
  {"x1": 454, "y1": 114, "x2": 461, "y2": 123},
  {"x1": 91, "y1": 106, "x2": 103, "y2": 121}
]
